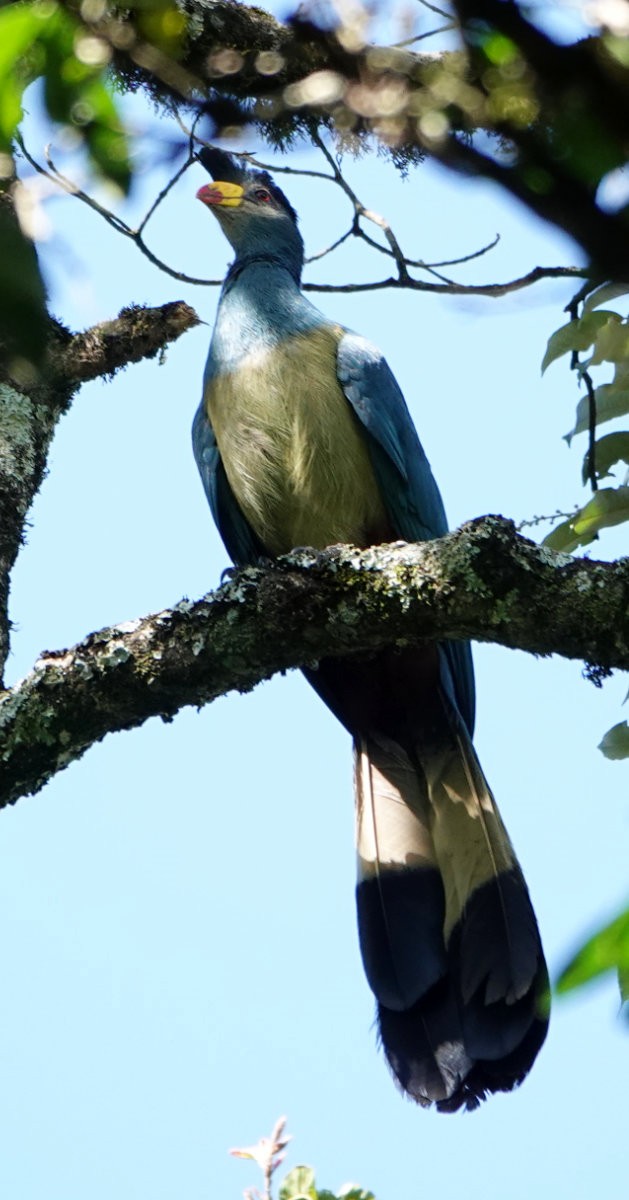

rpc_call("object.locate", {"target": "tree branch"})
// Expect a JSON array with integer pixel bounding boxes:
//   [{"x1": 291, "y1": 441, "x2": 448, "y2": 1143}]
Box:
[
  {"x1": 45, "y1": 301, "x2": 200, "y2": 390},
  {"x1": 20, "y1": 133, "x2": 586, "y2": 299},
  {"x1": 2, "y1": 515, "x2": 627, "y2": 808},
  {"x1": 302, "y1": 264, "x2": 586, "y2": 298},
  {"x1": 0, "y1": 301, "x2": 199, "y2": 684},
  {"x1": 29, "y1": 0, "x2": 627, "y2": 282}
]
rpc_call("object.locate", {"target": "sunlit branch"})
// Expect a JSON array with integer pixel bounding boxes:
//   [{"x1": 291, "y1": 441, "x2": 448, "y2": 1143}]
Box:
[{"x1": 3, "y1": 517, "x2": 629, "y2": 807}]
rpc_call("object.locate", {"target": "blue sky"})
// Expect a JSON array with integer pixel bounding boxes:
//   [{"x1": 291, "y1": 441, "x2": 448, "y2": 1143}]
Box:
[{"x1": 3, "y1": 29, "x2": 629, "y2": 1200}]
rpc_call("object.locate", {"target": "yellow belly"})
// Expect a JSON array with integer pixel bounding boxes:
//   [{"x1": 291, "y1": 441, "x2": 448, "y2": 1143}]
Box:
[{"x1": 204, "y1": 326, "x2": 389, "y2": 555}]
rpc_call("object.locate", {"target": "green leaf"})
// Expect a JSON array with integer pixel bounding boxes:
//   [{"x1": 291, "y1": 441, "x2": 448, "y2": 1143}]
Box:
[
  {"x1": 556, "y1": 907, "x2": 629, "y2": 995},
  {"x1": 605, "y1": 33, "x2": 629, "y2": 67},
  {"x1": 0, "y1": 5, "x2": 42, "y2": 145},
  {"x1": 77, "y1": 78, "x2": 131, "y2": 192},
  {"x1": 542, "y1": 516, "x2": 581, "y2": 553},
  {"x1": 0, "y1": 3, "x2": 131, "y2": 192},
  {"x1": 542, "y1": 486, "x2": 629, "y2": 552},
  {"x1": 619, "y1": 965, "x2": 629, "y2": 1004},
  {"x1": 337, "y1": 1188, "x2": 376, "y2": 1200},
  {"x1": 566, "y1": 365, "x2": 629, "y2": 442},
  {"x1": 541, "y1": 310, "x2": 616, "y2": 373},
  {"x1": 583, "y1": 282, "x2": 629, "y2": 313},
  {"x1": 135, "y1": 0, "x2": 188, "y2": 55},
  {"x1": 39, "y1": 7, "x2": 132, "y2": 192},
  {"x1": 598, "y1": 720, "x2": 629, "y2": 759},
  {"x1": 590, "y1": 315, "x2": 629, "y2": 365},
  {"x1": 582, "y1": 431, "x2": 629, "y2": 482},
  {"x1": 280, "y1": 1165, "x2": 318, "y2": 1200}
]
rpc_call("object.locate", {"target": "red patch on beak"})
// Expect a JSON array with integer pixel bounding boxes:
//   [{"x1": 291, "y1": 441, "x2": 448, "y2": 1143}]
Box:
[
  {"x1": 196, "y1": 184, "x2": 225, "y2": 205},
  {"x1": 196, "y1": 181, "x2": 244, "y2": 207}
]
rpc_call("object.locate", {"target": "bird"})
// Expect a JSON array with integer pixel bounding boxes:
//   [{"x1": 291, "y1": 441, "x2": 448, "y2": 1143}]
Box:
[{"x1": 192, "y1": 147, "x2": 549, "y2": 1112}]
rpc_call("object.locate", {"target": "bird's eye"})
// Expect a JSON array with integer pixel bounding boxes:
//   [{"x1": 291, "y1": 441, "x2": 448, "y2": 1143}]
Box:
[{"x1": 254, "y1": 188, "x2": 271, "y2": 203}]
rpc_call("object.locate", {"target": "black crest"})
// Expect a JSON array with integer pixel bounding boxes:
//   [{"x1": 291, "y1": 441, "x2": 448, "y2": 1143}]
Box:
[{"x1": 197, "y1": 146, "x2": 298, "y2": 225}]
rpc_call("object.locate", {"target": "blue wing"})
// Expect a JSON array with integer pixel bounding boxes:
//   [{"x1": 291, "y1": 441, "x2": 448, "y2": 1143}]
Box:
[
  {"x1": 337, "y1": 331, "x2": 476, "y2": 733},
  {"x1": 192, "y1": 400, "x2": 265, "y2": 566}
]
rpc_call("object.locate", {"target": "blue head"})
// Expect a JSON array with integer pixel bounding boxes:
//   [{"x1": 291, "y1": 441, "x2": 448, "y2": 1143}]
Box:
[{"x1": 197, "y1": 148, "x2": 304, "y2": 283}]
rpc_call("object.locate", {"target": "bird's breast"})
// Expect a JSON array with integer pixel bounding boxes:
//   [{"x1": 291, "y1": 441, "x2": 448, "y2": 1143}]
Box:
[{"x1": 204, "y1": 325, "x2": 389, "y2": 555}]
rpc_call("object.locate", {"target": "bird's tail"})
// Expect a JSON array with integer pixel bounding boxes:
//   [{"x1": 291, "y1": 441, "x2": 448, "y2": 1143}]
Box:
[{"x1": 354, "y1": 689, "x2": 548, "y2": 1112}]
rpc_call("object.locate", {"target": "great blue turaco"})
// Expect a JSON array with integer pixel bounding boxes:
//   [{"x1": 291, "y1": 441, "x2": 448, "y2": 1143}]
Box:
[{"x1": 192, "y1": 146, "x2": 548, "y2": 1112}]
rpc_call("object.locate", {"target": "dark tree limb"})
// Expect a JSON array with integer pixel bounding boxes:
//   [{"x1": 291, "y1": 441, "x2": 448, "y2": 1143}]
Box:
[
  {"x1": 1, "y1": 515, "x2": 627, "y2": 808},
  {"x1": 0, "y1": 301, "x2": 199, "y2": 684},
  {"x1": 29, "y1": 1, "x2": 628, "y2": 281},
  {"x1": 80, "y1": 0, "x2": 629, "y2": 279},
  {"x1": 44, "y1": 301, "x2": 200, "y2": 391}
]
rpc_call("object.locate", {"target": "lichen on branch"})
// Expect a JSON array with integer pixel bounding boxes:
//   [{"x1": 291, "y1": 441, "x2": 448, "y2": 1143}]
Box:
[
  {"x1": 0, "y1": 300, "x2": 199, "y2": 684},
  {"x1": 1, "y1": 515, "x2": 627, "y2": 808}
]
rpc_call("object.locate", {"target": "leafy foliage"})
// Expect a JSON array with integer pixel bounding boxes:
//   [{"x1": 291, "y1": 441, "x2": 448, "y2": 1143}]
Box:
[
  {"x1": 541, "y1": 283, "x2": 629, "y2": 1010},
  {"x1": 581, "y1": 432, "x2": 629, "y2": 484},
  {"x1": 280, "y1": 1166, "x2": 318, "y2": 1200},
  {"x1": 0, "y1": 0, "x2": 135, "y2": 364},
  {"x1": 231, "y1": 1120, "x2": 376, "y2": 1200},
  {"x1": 557, "y1": 908, "x2": 629, "y2": 1005},
  {"x1": 599, "y1": 721, "x2": 629, "y2": 760},
  {"x1": 0, "y1": 1, "x2": 131, "y2": 190},
  {"x1": 568, "y1": 365, "x2": 629, "y2": 443},
  {"x1": 542, "y1": 293, "x2": 629, "y2": 552},
  {"x1": 0, "y1": 0, "x2": 189, "y2": 365},
  {"x1": 279, "y1": 1165, "x2": 375, "y2": 1200},
  {"x1": 541, "y1": 311, "x2": 614, "y2": 375},
  {"x1": 543, "y1": 487, "x2": 629, "y2": 553}
]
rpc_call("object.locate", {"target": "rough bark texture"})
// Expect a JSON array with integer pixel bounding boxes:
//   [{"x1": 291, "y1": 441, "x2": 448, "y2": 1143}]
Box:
[
  {"x1": 1, "y1": 515, "x2": 627, "y2": 808},
  {"x1": 0, "y1": 301, "x2": 198, "y2": 684},
  {"x1": 3, "y1": 4, "x2": 628, "y2": 824}
]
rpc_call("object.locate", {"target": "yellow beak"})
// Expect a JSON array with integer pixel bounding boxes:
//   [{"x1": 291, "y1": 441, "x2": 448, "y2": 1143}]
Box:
[{"x1": 196, "y1": 181, "x2": 244, "y2": 208}]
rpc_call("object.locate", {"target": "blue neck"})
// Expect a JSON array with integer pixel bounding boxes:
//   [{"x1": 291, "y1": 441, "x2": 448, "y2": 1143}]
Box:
[
  {"x1": 208, "y1": 259, "x2": 328, "y2": 374},
  {"x1": 224, "y1": 251, "x2": 302, "y2": 291}
]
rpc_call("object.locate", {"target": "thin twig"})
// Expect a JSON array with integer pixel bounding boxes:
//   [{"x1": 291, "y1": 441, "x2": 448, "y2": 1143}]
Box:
[
  {"x1": 583, "y1": 366, "x2": 599, "y2": 491},
  {"x1": 311, "y1": 129, "x2": 412, "y2": 281},
  {"x1": 17, "y1": 137, "x2": 223, "y2": 288},
  {"x1": 230, "y1": 1116, "x2": 292, "y2": 1200},
  {"x1": 417, "y1": 0, "x2": 454, "y2": 19},
  {"x1": 200, "y1": 140, "x2": 335, "y2": 183},
  {"x1": 247, "y1": 136, "x2": 503, "y2": 277},
  {"x1": 220, "y1": 137, "x2": 502, "y2": 278},
  {"x1": 305, "y1": 225, "x2": 354, "y2": 263},
  {"x1": 303, "y1": 264, "x2": 586, "y2": 297},
  {"x1": 23, "y1": 141, "x2": 129, "y2": 236},
  {"x1": 566, "y1": 289, "x2": 598, "y2": 491},
  {"x1": 517, "y1": 508, "x2": 580, "y2": 530},
  {"x1": 354, "y1": 221, "x2": 500, "y2": 277},
  {"x1": 136, "y1": 150, "x2": 195, "y2": 235},
  {"x1": 17, "y1": 135, "x2": 586, "y2": 297},
  {"x1": 199, "y1": 136, "x2": 573, "y2": 291},
  {"x1": 408, "y1": 233, "x2": 501, "y2": 270},
  {"x1": 394, "y1": 23, "x2": 456, "y2": 47}
]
